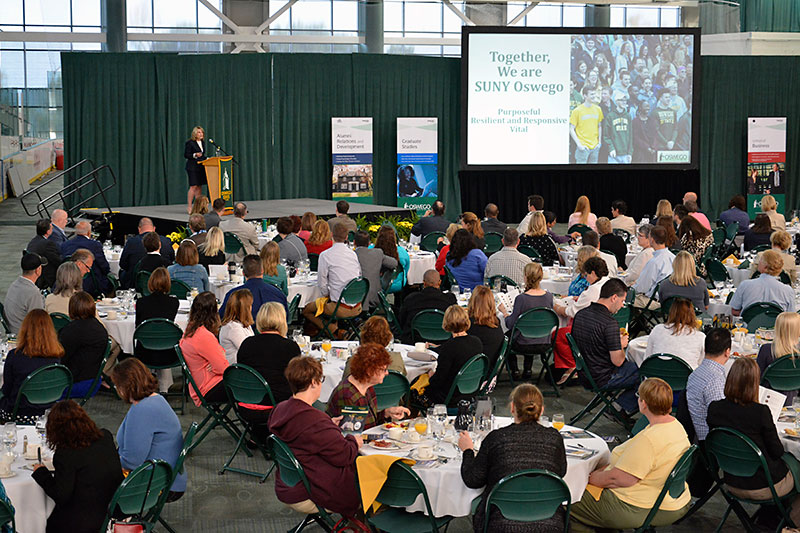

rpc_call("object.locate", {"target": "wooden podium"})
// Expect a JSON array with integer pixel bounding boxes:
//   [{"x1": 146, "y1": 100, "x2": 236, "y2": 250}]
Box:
[{"x1": 200, "y1": 156, "x2": 234, "y2": 214}]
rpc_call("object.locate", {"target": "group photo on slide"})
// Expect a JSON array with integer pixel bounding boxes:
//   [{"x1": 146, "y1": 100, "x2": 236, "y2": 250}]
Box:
[{"x1": 568, "y1": 33, "x2": 693, "y2": 164}]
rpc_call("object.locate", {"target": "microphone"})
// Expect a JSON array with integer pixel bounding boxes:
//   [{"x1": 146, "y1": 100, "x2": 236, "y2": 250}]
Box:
[{"x1": 208, "y1": 138, "x2": 216, "y2": 145}]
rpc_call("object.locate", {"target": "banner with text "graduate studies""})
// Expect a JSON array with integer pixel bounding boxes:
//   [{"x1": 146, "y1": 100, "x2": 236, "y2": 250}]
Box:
[
  {"x1": 397, "y1": 117, "x2": 438, "y2": 214},
  {"x1": 332, "y1": 117, "x2": 373, "y2": 204}
]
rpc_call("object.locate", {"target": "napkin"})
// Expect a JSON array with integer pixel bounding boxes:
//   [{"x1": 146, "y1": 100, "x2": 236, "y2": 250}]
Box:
[
  {"x1": 314, "y1": 297, "x2": 330, "y2": 317},
  {"x1": 722, "y1": 254, "x2": 740, "y2": 266},
  {"x1": 410, "y1": 374, "x2": 430, "y2": 394},
  {"x1": 585, "y1": 484, "x2": 604, "y2": 501},
  {"x1": 356, "y1": 455, "x2": 415, "y2": 511}
]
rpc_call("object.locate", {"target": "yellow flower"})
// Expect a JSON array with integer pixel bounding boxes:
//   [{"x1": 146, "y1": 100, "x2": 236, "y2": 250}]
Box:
[{"x1": 368, "y1": 225, "x2": 380, "y2": 233}]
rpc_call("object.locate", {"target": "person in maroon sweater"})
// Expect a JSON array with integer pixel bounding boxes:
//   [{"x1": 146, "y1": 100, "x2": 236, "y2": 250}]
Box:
[{"x1": 269, "y1": 356, "x2": 362, "y2": 517}]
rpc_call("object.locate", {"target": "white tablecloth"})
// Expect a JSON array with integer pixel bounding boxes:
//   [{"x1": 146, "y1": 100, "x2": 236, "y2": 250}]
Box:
[
  {"x1": 317, "y1": 342, "x2": 435, "y2": 402},
  {"x1": 361, "y1": 419, "x2": 610, "y2": 517},
  {"x1": 626, "y1": 334, "x2": 754, "y2": 372},
  {"x1": 210, "y1": 274, "x2": 321, "y2": 309},
  {"x1": 5, "y1": 427, "x2": 56, "y2": 533},
  {"x1": 541, "y1": 279, "x2": 571, "y2": 296},
  {"x1": 559, "y1": 245, "x2": 637, "y2": 272},
  {"x1": 100, "y1": 308, "x2": 190, "y2": 354},
  {"x1": 724, "y1": 264, "x2": 751, "y2": 288},
  {"x1": 407, "y1": 251, "x2": 436, "y2": 285},
  {"x1": 104, "y1": 251, "x2": 121, "y2": 276}
]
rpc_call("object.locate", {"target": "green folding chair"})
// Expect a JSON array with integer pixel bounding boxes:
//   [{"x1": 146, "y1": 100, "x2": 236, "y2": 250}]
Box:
[
  {"x1": 752, "y1": 243, "x2": 771, "y2": 253},
  {"x1": 136, "y1": 270, "x2": 153, "y2": 297},
  {"x1": 12, "y1": 363, "x2": 72, "y2": 424},
  {"x1": 221, "y1": 364, "x2": 276, "y2": 482},
  {"x1": 630, "y1": 415, "x2": 649, "y2": 437},
  {"x1": 633, "y1": 445, "x2": 698, "y2": 532},
  {"x1": 480, "y1": 469, "x2": 571, "y2": 533},
  {"x1": 660, "y1": 296, "x2": 703, "y2": 321},
  {"x1": 308, "y1": 253, "x2": 319, "y2": 272},
  {"x1": 146, "y1": 422, "x2": 198, "y2": 533},
  {"x1": 704, "y1": 258, "x2": 730, "y2": 284},
  {"x1": 443, "y1": 265, "x2": 457, "y2": 288},
  {"x1": 420, "y1": 232, "x2": 445, "y2": 253},
  {"x1": 0, "y1": 302, "x2": 11, "y2": 334},
  {"x1": 411, "y1": 309, "x2": 449, "y2": 344},
  {"x1": 376, "y1": 292, "x2": 402, "y2": 337},
  {"x1": 483, "y1": 232, "x2": 504, "y2": 256},
  {"x1": 107, "y1": 272, "x2": 121, "y2": 293},
  {"x1": 441, "y1": 353, "x2": 489, "y2": 414},
  {"x1": 518, "y1": 245, "x2": 541, "y2": 261},
  {"x1": 741, "y1": 302, "x2": 782, "y2": 332},
  {"x1": 366, "y1": 460, "x2": 453, "y2": 533},
  {"x1": 133, "y1": 318, "x2": 185, "y2": 414},
  {"x1": 505, "y1": 308, "x2": 560, "y2": 396},
  {"x1": 168, "y1": 279, "x2": 192, "y2": 299},
  {"x1": 224, "y1": 232, "x2": 245, "y2": 256},
  {"x1": 315, "y1": 277, "x2": 369, "y2": 340},
  {"x1": 567, "y1": 224, "x2": 592, "y2": 236},
  {"x1": 761, "y1": 354, "x2": 800, "y2": 393},
  {"x1": 480, "y1": 337, "x2": 508, "y2": 395},
  {"x1": 629, "y1": 279, "x2": 665, "y2": 335},
  {"x1": 49, "y1": 312, "x2": 70, "y2": 332},
  {"x1": 752, "y1": 270, "x2": 792, "y2": 285},
  {"x1": 382, "y1": 263, "x2": 405, "y2": 294},
  {"x1": 72, "y1": 338, "x2": 112, "y2": 406},
  {"x1": 639, "y1": 354, "x2": 693, "y2": 392},
  {"x1": 100, "y1": 460, "x2": 173, "y2": 533},
  {"x1": 268, "y1": 435, "x2": 338, "y2": 533},
  {"x1": 706, "y1": 427, "x2": 798, "y2": 532},
  {"x1": 486, "y1": 275, "x2": 518, "y2": 289},
  {"x1": 712, "y1": 227, "x2": 726, "y2": 247},
  {"x1": 287, "y1": 293, "x2": 301, "y2": 325},
  {"x1": 566, "y1": 333, "x2": 633, "y2": 431},
  {"x1": 613, "y1": 302, "x2": 631, "y2": 330},
  {"x1": 374, "y1": 370, "x2": 410, "y2": 411}
]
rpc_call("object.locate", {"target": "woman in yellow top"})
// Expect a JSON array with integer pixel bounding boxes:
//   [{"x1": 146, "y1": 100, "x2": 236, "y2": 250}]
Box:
[
  {"x1": 761, "y1": 194, "x2": 786, "y2": 231},
  {"x1": 570, "y1": 378, "x2": 691, "y2": 532}
]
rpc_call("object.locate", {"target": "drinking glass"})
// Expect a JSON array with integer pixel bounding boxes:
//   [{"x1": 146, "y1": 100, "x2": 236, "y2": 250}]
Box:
[
  {"x1": 552, "y1": 414, "x2": 565, "y2": 431},
  {"x1": 451, "y1": 283, "x2": 460, "y2": 295},
  {"x1": 414, "y1": 417, "x2": 428, "y2": 435},
  {"x1": 493, "y1": 278, "x2": 502, "y2": 292},
  {"x1": 793, "y1": 398, "x2": 800, "y2": 429},
  {"x1": 321, "y1": 340, "x2": 332, "y2": 361},
  {"x1": 2, "y1": 423, "x2": 16, "y2": 450},
  {"x1": 713, "y1": 280, "x2": 724, "y2": 290},
  {"x1": 115, "y1": 290, "x2": 125, "y2": 301}
]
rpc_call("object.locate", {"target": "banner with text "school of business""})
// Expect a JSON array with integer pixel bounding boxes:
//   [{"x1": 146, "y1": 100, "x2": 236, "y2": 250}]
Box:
[
  {"x1": 396, "y1": 117, "x2": 438, "y2": 215},
  {"x1": 747, "y1": 117, "x2": 786, "y2": 218},
  {"x1": 331, "y1": 117, "x2": 373, "y2": 204}
]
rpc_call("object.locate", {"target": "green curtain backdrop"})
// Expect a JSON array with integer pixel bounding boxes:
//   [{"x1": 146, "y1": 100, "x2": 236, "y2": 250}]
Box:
[
  {"x1": 740, "y1": 0, "x2": 800, "y2": 32},
  {"x1": 61, "y1": 52, "x2": 462, "y2": 216}
]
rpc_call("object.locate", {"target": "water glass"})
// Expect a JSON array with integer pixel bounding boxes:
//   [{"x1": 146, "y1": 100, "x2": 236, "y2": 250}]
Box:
[
  {"x1": 794, "y1": 398, "x2": 800, "y2": 429},
  {"x1": 451, "y1": 284, "x2": 459, "y2": 295},
  {"x1": 2, "y1": 423, "x2": 16, "y2": 450}
]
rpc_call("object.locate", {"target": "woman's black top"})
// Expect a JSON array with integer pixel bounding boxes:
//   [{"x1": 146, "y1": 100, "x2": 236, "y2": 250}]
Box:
[
  {"x1": 428, "y1": 335, "x2": 483, "y2": 405},
  {"x1": 599, "y1": 233, "x2": 628, "y2": 269},
  {"x1": 58, "y1": 317, "x2": 109, "y2": 382},
  {"x1": 199, "y1": 249, "x2": 226, "y2": 270},
  {"x1": 0, "y1": 349, "x2": 60, "y2": 417},
  {"x1": 236, "y1": 333, "x2": 301, "y2": 404},
  {"x1": 467, "y1": 323, "x2": 505, "y2": 370},
  {"x1": 519, "y1": 234, "x2": 559, "y2": 266},
  {"x1": 743, "y1": 229, "x2": 773, "y2": 251}
]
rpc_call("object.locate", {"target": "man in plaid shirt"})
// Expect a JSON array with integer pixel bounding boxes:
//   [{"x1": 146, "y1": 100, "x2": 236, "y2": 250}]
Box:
[{"x1": 484, "y1": 228, "x2": 532, "y2": 288}]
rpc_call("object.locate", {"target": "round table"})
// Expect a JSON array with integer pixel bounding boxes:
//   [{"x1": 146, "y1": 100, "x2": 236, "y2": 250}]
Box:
[
  {"x1": 257, "y1": 230, "x2": 278, "y2": 250},
  {"x1": 724, "y1": 264, "x2": 751, "y2": 287},
  {"x1": 4, "y1": 426, "x2": 56, "y2": 533},
  {"x1": 104, "y1": 250, "x2": 121, "y2": 277},
  {"x1": 99, "y1": 304, "x2": 190, "y2": 354},
  {"x1": 406, "y1": 251, "x2": 437, "y2": 285},
  {"x1": 559, "y1": 245, "x2": 637, "y2": 271},
  {"x1": 626, "y1": 334, "x2": 754, "y2": 372},
  {"x1": 541, "y1": 279, "x2": 571, "y2": 296},
  {"x1": 361, "y1": 419, "x2": 610, "y2": 516}
]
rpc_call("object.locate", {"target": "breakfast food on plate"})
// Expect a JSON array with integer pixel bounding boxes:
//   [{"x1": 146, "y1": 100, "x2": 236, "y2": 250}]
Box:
[
  {"x1": 785, "y1": 428, "x2": 798, "y2": 437},
  {"x1": 404, "y1": 430, "x2": 421, "y2": 443},
  {"x1": 384, "y1": 421, "x2": 409, "y2": 430},
  {"x1": 372, "y1": 440, "x2": 393, "y2": 448}
]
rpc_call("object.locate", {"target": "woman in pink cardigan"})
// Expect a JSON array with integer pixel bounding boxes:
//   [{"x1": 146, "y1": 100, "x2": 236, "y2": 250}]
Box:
[{"x1": 179, "y1": 292, "x2": 229, "y2": 405}]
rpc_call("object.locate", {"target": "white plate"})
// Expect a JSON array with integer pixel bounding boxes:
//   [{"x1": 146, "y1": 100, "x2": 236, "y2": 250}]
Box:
[
  {"x1": 0, "y1": 472, "x2": 16, "y2": 479},
  {"x1": 368, "y1": 440, "x2": 402, "y2": 451},
  {"x1": 410, "y1": 449, "x2": 437, "y2": 461}
]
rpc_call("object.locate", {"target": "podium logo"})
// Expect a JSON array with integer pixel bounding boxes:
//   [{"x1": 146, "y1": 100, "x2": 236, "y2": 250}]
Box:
[{"x1": 223, "y1": 169, "x2": 231, "y2": 191}]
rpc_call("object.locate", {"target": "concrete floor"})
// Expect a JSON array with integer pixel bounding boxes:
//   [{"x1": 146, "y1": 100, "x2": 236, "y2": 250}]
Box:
[{"x1": 0, "y1": 175, "x2": 746, "y2": 532}]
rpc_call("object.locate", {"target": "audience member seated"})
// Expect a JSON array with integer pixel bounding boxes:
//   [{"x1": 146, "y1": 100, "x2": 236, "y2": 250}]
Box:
[
  {"x1": 610, "y1": 199, "x2": 637, "y2": 235},
  {"x1": 27, "y1": 218, "x2": 62, "y2": 289},
  {"x1": 304, "y1": 219, "x2": 334, "y2": 256},
  {"x1": 749, "y1": 229, "x2": 797, "y2": 284},
  {"x1": 683, "y1": 200, "x2": 711, "y2": 231},
  {"x1": 544, "y1": 210, "x2": 574, "y2": 244},
  {"x1": 761, "y1": 194, "x2": 786, "y2": 231},
  {"x1": 398, "y1": 269, "x2": 456, "y2": 343},
  {"x1": 260, "y1": 241, "x2": 288, "y2": 295},
  {"x1": 134, "y1": 268, "x2": 180, "y2": 393},
  {"x1": 572, "y1": 279, "x2": 638, "y2": 413},
  {"x1": 568, "y1": 246, "x2": 599, "y2": 297},
  {"x1": 657, "y1": 215, "x2": 679, "y2": 249},
  {"x1": 731, "y1": 249, "x2": 795, "y2": 315},
  {"x1": 645, "y1": 298, "x2": 705, "y2": 370},
  {"x1": 268, "y1": 356, "x2": 361, "y2": 517},
  {"x1": 0, "y1": 309, "x2": 63, "y2": 423},
  {"x1": 677, "y1": 216, "x2": 713, "y2": 277},
  {"x1": 180, "y1": 292, "x2": 228, "y2": 405},
  {"x1": 327, "y1": 200, "x2": 358, "y2": 236},
  {"x1": 135, "y1": 231, "x2": 172, "y2": 279},
  {"x1": 434, "y1": 223, "x2": 460, "y2": 276},
  {"x1": 326, "y1": 343, "x2": 409, "y2": 430},
  {"x1": 686, "y1": 328, "x2": 731, "y2": 442},
  {"x1": 168, "y1": 239, "x2": 209, "y2": 292},
  {"x1": 187, "y1": 214, "x2": 207, "y2": 249},
  {"x1": 516, "y1": 194, "x2": 544, "y2": 234},
  {"x1": 32, "y1": 400, "x2": 123, "y2": 533},
  {"x1": 301, "y1": 224, "x2": 362, "y2": 338},
  {"x1": 757, "y1": 312, "x2": 800, "y2": 405},
  {"x1": 582, "y1": 230, "x2": 618, "y2": 277},
  {"x1": 219, "y1": 289, "x2": 255, "y2": 364},
  {"x1": 110, "y1": 358, "x2": 186, "y2": 498},
  {"x1": 119, "y1": 217, "x2": 174, "y2": 287},
  {"x1": 597, "y1": 216, "x2": 628, "y2": 269},
  {"x1": 60, "y1": 221, "x2": 112, "y2": 296},
  {"x1": 199, "y1": 226, "x2": 226, "y2": 269},
  {"x1": 633, "y1": 226, "x2": 675, "y2": 308},
  {"x1": 445, "y1": 229, "x2": 488, "y2": 291},
  {"x1": 298, "y1": 211, "x2": 316, "y2": 241},
  {"x1": 568, "y1": 195, "x2": 598, "y2": 231},
  {"x1": 4, "y1": 253, "x2": 45, "y2": 334},
  {"x1": 519, "y1": 211, "x2": 560, "y2": 266},
  {"x1": 204, "y1": 198, "x2": 226, "y2": 229},
  {"x1": 744, "y1": 213, "x2": 774, "y2": 251},
  {"x1": 658, "y1": 251, "x2": 709, "y2": 311},
  {"x1": 219, "y1": 255, "x2": 288, "y2": 319},
  {"x1": 275, "y1": 216, "x2": 308, "y2": 264},
  {"x1": 58, "y1": 291, "x2": 109, "y2": 397},
  {"x1": 460, "y1": 211, "x2": 486, "y2": 250},
  {"x1": 411, "y1": 199, "x2": 450, "y2": 238},
  {"x1": 374, "y1": 225, "x2": 409, "y2": 295},
  {"x1": 467, "y1": 286, "x2": 505, "y2": 370},
  {"x1": 190, "y1": 195, "x2": 209, "y2": 217},
  {"x1": 480, "y1": 203, "x2": 507, "y2": 235},
  {"x1": 345, "y1": 316, "x2": 406, "y2": 376},
  {"x1": 655, "y1": 199, "x2": 673, "y2": 219},
  {"x1": 625, "y1": 224, "x2": 653, "y2": 286},
  {"x1": 502, "y1": 262, "x2": 554, "y2": 381},
  {"x1": 353, "y1": 230, "x2": 396, "y2": 310},
  {"x1": 707, "y1": 357, "x2": 800, "y2": 525},
  {"x1": 557, "y1": 257, "x2": 610, "y2": 319},
  {"x1": 483, "y1": 227, "x2": 531, "y2": 288},
  {"x1": 417, "y1": 305, "x2": 482, "y2": 408},
  {"x1": 219, "y1": 202, "x2": 259, "y2": 261},
  {"x1": 48, "y1": 208, "x2": 69, "y2": 245},
  {"x1": 459, "y1": 384, "x2": 567, "y2": 532},
  {"x1": 719, "y1": 194, "x2": 750, "y2": 234},
  {"x1": 236, "y1": 302, "x2": 300, "y2": 442},
  {"x1": 45, "y1": 262, "x2": 83, "y2": 315},
  {"x1": 571, "y1": 378, "x2": 691, "y2": 531}
]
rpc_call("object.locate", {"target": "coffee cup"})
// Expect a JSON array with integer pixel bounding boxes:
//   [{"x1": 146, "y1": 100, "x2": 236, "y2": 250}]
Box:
[
  {"x1": 387, "y1": 427, "x2": 403, "y2": 441},
  {"x1": 25, "y1": 444, "x2": 40, "y2": 461},
  {"x1": 414, "y1": 342, "x2": 426, "y2": 353},
  {"x1": 107, "y1": 309, "x2": 117, "y2": 320},
  {"x1": 416, "y1": 445, "x2": 434, "y2": 460}
]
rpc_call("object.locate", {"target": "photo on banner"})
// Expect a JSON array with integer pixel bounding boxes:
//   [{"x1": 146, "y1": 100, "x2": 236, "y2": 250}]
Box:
[
  {"x1": 397, "y1": 118, "x2": 438, "y2": 215},
  {"x1": 746, "y1": 117, "x2": 786, "y2": 218},
  {"x1": 331, "y1": 117, "x2": 373, "y2": 204}
]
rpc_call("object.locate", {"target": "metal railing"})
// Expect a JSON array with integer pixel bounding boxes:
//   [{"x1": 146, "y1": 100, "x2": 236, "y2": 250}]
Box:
[{"x1": 19, "y1": 158, "x2": 116, "y2": 222}]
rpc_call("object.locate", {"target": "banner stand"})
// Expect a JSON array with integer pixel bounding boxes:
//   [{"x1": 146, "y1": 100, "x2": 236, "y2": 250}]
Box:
[
  {"x1": 396, "y1": 117, "x2": 438, "y2": 215},
  {"x1": 746, "y1": 117, "x2": 787, "y2": 219}
]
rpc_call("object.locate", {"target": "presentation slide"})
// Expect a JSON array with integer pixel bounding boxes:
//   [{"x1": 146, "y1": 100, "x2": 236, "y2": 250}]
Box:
[{"x1": 463, "y1": 29, "x2": 698, "y2": 168}]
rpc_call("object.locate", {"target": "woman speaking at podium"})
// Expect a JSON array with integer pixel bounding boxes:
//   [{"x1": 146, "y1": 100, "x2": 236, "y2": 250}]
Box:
[{"x1": 185, "y1": 126, "x2": 208, "y2": 213}]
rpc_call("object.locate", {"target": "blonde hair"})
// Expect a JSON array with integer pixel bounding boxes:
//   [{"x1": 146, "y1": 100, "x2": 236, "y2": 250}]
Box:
[
  {"x1": 445, "y1": 223, "x2": 460, "y2": 242},
  {"x1": 190, "y1": 126, "x2": 204, "y2": 141},
  {"x1": 761, "y1": 249, "x2": 784, "y2": 276},
  {"x1": 524, "y1": 262, "x2": 543, "y2": 291},
  {"x1": 771, "y1": 230, "x2": 792, "y2": 251},
  {"x1": 575, "y1": 245, "x2": 599, "y2": 273},
  {"x1": 655, "y1": 199, "x2": 673, "y2": 218},
  {"x1": 761, "y1": 195, "x2": 777, "y2": 212},
  {"x1": 467, "y1": 286, "x2": 498, "y2": 328},
  {"x1": 203, "y1": 226, "x2": 224, "y2": 256},
  {"x1": 256, "y1": 301, "x2": 287, "y2": 336},
  {"x1": 308, "y1": 219, "x2": 332, "y2": 246},
  {"x1": 573, "y1": 196, "x2": 591, "y2": 225},
  {"x1": 773, "y1": 312, "x2": 800, "y2": 358},
  {"x1": 509, "y1": 384, "x2": 543, "y2": 423},
  {"x1": 442, "y1": 305, "x2": 470, "y2": 334},
  {"x1": 669, "y1": 251, "x2": 697, "y2": 287},
  {"x1": 190, "y1": 196, "x2": 209, "y2": 215},
  {"x1": 260, "y1": 241, "x2": 280, "y2": 277},
  {"x1": 527, "y1": 211, "x2": 547, "y2": 237},
  {"x1": 596, "y1": 217, "x2": 612, "y2": 235}
]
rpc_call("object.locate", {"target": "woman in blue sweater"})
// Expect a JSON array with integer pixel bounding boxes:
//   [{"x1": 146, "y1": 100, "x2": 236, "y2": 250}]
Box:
[
  {"x1": 168, "y1": 240, "x2": 209, "y2": 292},
  {"x1": 110, "y1": 358, "x2": 187, "y2": 498},
  {"x1": 445, "y1": 229, "x2": 488, "y2": 291}
]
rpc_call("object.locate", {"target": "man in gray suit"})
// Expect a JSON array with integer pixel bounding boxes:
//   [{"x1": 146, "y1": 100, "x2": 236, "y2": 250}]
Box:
[
  {"x1": 219, "y1": 202, "x2": 259, "y2": 261},
  {"x1": 4, "y1": 254, "x2": 45, "y2": 333},
  {"x1": 354, "y1": 230, "x2": 397, "y2": 310}
]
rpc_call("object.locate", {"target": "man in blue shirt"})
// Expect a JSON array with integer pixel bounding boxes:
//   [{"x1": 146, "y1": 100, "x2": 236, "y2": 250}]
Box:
[
  {"x1": 219, "y1": 255, "x2": 288, "y2": 322},
  {"x1": 719, "y1": 195, "x2": 750, "y2": 235},
  {"x1": 730, "y1": 249, "x2": 796, "y2": 315},
  {"x1": 632, "y1": 225, "x2": 674, "y2": 307}
]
